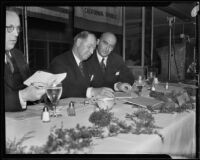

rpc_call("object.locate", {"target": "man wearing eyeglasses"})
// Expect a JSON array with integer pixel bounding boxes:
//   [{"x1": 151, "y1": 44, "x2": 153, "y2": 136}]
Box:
[
  {"x1": 85, "y1": 32, "x2": 135, "y2": 93},
  {"x1": 5, "y1": 7, "x2": 45, "y2": 112}
]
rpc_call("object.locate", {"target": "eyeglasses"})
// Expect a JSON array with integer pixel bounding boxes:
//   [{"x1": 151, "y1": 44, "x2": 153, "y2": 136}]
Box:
[{"x1": 6, "y1": 25, "x2": 21, "y2": 33}]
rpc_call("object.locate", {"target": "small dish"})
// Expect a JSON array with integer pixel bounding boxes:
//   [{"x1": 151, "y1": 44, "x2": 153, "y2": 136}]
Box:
[{"x1": 96, "y1": 97, "x2": 115, "y2": 110}]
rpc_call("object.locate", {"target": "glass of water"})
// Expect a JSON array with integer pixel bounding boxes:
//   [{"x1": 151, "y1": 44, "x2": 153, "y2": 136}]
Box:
[{"x1": 46, "y1": 83, "x2": 62, "y2": 117}]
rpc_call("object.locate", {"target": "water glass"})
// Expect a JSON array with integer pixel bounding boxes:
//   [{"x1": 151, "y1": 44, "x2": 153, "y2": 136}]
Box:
[{"x1": 46, "y1": 83, "x2": 63, "y2": 117}]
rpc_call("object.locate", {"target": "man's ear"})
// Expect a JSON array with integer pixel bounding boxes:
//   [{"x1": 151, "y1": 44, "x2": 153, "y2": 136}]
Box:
[
  {"x1": 76, "y1": 38, "x2": 81, "y2": 47},
  {"x1": 97, "y1": 39, "x2": 100, "y2": 45}
]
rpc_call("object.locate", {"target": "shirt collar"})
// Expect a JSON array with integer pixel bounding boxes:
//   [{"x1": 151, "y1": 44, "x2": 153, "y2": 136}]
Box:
[
  {"x1": 5, "y1": 51, "x2": 12, "y2": 63},
  {"x1": 96, "y1": 50, "x2": 108, "y2": 65},
  {"x1": 72, "y1": 50, "x2": 81, "y2": 66}
]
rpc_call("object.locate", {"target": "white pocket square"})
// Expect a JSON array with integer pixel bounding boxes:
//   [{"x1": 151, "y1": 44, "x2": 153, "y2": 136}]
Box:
[{"x1": 115, "y1": 71, "x2": 120, "y2": 76}]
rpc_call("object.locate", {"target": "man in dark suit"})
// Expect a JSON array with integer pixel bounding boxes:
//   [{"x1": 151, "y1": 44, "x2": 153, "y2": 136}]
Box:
[
  {"x1": 86, "y1": 32, "x2": 135, "y2": 92},
  {"x1": 49, "y1": 31, "x2": 114, "y2": 99},
  {"x1": 5, "y1": 8, "x2": 45, "y2": 112}
]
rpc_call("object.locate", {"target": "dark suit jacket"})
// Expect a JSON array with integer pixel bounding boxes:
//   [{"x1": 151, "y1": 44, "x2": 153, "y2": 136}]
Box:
[
  {"x1": 4, "y1": 48, "x2": 31, "y2": 112},
  {"x1": 85, "y1": 51, "x2": 135, "y2": 89},
  {"x1": 49, "y1": 50, "x2": 91, "y2": 98}
]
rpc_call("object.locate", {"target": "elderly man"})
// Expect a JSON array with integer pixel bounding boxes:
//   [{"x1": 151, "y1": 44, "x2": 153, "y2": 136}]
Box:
[
  {"x1": 86, "y1": 32, "x2": 135, "y2": 93},
  {"x1": 49, "y1": 31, "x2": 114, "y2": 98},
  {"x1": 5, "y1": 8, "x2": 45, "y2": 112}
]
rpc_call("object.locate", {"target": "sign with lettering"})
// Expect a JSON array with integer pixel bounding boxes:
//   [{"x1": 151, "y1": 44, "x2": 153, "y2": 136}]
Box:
[{"x1": 75, "y1": 7, "x2": 122, "y2": 26}]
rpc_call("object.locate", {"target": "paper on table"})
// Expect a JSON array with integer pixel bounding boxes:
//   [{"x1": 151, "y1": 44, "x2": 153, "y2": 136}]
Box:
[
  {"x1": 122, "y1": 96, "x2": 164, "y2": 108},
  {"x1": 114, "y1": 91, "x2": 139, "y2": 99},
  {"x1": 24, "y1": 71, "x2": 67, "y2": 86},
  {"x1": 114, "y1": 92, "x2": 132, "y2": 98}
]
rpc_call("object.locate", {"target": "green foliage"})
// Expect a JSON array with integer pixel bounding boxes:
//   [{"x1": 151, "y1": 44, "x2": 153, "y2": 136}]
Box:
[
  {"x1": 89, "y1": 109, "x2": 113, "y2": 127},
  {"x1": 6, "y1": 131, "x2": 35, "y2": 154},
  {"x1": 184, "y1": 87, "x2": 196, "y2": 96},
  {"x1": 149, "y1": 90, "x2": 195, "y2": 113},
  {"x1": 125, "y1": 109, "x2": 163, "y2": 141},
  {"x1": 6, "y1": 107, "x2": 167, "y2": 154},
  {"x1": 149, "y1": 91, "x2": 168, "y2": 102},
  {"x1": 6, "y1": 123, "x2": 102, "y2": 154}
]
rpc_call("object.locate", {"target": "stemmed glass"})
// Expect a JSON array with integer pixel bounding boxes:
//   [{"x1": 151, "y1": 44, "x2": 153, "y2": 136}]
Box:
[
  {"x1": 147, "y1": 71, "x2": 155, "y2": 85},
  {"x1": 46, "y1": 83, "x2": 63, "y2": 117},
  {"x1": 135, "y1": 76, "x2": 145, "y2": 96}
]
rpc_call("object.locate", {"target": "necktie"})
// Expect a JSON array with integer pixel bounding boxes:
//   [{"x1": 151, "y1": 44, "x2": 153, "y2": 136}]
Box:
[
  {"x1": 100, "y1": 58, "x2": 106, "y2": 73},
  {"x1": 5, "y1": 52, "x2": 14, "y2": 73},
  {"x1": 79, "y1": 61, "x2": 85, "y2": 77}
]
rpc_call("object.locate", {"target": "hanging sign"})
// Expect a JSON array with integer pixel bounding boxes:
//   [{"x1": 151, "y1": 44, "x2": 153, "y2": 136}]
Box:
[{"x1": 75, "y1": 7, "x2": 122, "y2": 26}]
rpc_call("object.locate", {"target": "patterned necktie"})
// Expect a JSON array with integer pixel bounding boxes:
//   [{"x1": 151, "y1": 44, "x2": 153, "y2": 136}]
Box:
[
  {"x1": 79, "y1": 61, "x2": 85, "y2": 77},
  {"x1": 100, "y1": 58, "x2": 106, "y2": 73},
  {"x1": 5, "y1": 52, "x2": 14, "y2": 73}
]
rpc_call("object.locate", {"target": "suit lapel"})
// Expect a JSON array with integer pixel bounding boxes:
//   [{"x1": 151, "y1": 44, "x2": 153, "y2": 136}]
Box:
[
  {"x1": 11, "y1": 49, "x2": 30, "y2": 81},
  {"x1": 68, "y1": 51, "x2": 89, "y2": 81},
  {"x1": 94, "y1": 52, "x2": 105, "y2": 75}
]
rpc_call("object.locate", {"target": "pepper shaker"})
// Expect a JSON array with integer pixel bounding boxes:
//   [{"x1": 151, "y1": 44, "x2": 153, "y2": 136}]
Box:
[
  {"x1": 41, "y1": 106, "x2": 50, "y2": 122},
  {"x1": 67, "y1": 101, "x2": 76, "y2": 116}
]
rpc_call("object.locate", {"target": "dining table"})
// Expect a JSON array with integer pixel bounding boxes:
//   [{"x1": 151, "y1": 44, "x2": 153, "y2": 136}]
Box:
[{"x1": 5, "y1": 82, "x2": 197, "y2": 158}]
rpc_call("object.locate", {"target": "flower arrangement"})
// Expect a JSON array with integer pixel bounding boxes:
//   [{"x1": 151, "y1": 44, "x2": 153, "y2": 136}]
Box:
[
  {"x1": 125, "y1": 109, "x2": 163, "y2": 142},
  {"x1": 89, "y1": 108, "x2": 163, "y2": 142},
  {"x1": 89, "y1": 109, "x2": 113, "y2": 127},
  {"x1": 149, "y1": 90, "x2": 195, "y2": 113},
  {"x1": 6, "y1": 122, "x2": 103, "y2": 154},
  {"x1": 6, "y1": 107, "x2": 165, "y2": 154},
  {"x1": 6, "y1": 131, "x2": 34, "y2": 154}
]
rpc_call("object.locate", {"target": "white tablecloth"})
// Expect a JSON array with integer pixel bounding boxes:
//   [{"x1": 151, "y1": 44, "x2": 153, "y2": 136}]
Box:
[{"x1": 6, "y1": 97, "x2": 196, "y2": 156}]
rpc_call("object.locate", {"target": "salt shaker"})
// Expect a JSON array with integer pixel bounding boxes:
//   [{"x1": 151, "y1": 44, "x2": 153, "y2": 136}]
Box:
[
  {"x1": 41, "y1": 106, "x2": 50, "y2": 122},
  {"x1": 138, "y1": 75, "x2": 142, "y2": 83},
  {"x1": 165, "y1": 82, "x2": 169, "y2": 90},
  {"x1": 67, "y1": 101, "x2": 76, "y2": 116},
  {"x1": 151, "y1": 83, "x2": 155, "y2": 91}
]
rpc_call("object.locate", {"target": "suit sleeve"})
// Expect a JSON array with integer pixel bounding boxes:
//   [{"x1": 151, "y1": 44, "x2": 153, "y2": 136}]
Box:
[
  {"x1": 117, "y1": 57, "x2": 135, "y2": 85},
  {"x1": 5, "y1": 84, "x2": 25, "y2": 112},
  {"x1": 49, "y1": 58, "x2": 67, "y2": 74},
  {"x1": 49, "y1": 58, "x2": 70, "y2": 98}
]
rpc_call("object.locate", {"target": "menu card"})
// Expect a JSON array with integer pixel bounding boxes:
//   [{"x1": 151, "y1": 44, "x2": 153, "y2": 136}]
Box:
[{"x1": 24, "y1": 71, "x2": 67, "y2": 86}]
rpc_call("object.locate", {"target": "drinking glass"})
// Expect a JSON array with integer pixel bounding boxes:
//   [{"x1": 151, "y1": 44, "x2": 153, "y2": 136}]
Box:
[
  {"x1": 135, "y1": 76, "x2": 145, "y2": 96},
  {"x1": 46, "y1": 83, "x2": 63, "y2": 117},
  {"x1": 136, "y1": 83, "x2": 145, "y2": 96},
  {"x1": 147, "y1": 71, "x2": 155, "y2": 85}
]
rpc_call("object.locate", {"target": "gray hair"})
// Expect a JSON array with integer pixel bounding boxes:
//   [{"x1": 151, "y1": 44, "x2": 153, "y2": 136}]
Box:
[
  {"x1": 74, "y1": 31, "x2": 96, "y2": 43},
  {"x1": 6, "y1": 7, "x2": 20, "y2": 15}
]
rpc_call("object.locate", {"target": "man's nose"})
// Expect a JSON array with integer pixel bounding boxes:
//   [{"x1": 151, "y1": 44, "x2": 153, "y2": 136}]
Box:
[
  {"x1": 13, "y1": 28, "x2": 19, "y2": 37},
  {"x1": 105, "y1": 46, "x2": 111, "y2": 52},
  {"x1": 90, "y1": 48, "x2": 94, "y2": 54}
]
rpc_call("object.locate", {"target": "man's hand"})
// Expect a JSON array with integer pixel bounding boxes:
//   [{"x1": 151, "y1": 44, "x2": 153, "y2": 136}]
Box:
[
  {"x1": 20, "y1": 85, "x2": 46, "y2": 102},
  {"x1": 117, "y1": 82, "x2": 132, "y2": 93},
  {"x1": 91, "y1": 87, "x2": 114, "y2": 98}
]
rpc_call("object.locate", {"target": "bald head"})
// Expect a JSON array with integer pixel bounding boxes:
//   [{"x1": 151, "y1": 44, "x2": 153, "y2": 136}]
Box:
[
  {"x1": 97, "y1": 32, "x2": 117, "y2": 57},
  {"x1": 73, "y1": 31, "x2": 97, "y2": 61},
  {"x1": 100, "y1": 32, "x2": 117, "y2": 44}
]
